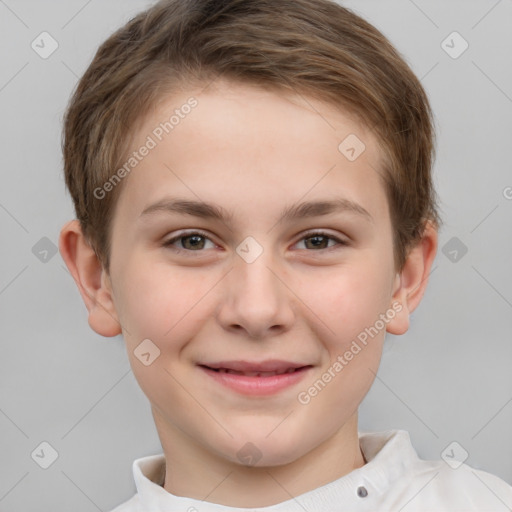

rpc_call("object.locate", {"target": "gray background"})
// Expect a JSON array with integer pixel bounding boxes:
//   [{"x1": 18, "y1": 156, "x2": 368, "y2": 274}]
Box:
[{"x1": 0, "y1": 0, "x2": 511, "y2": 510}]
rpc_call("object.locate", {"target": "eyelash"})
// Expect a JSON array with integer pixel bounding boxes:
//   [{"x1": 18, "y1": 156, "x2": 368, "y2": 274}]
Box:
[{"x1": 163, "y1": 230, "x2": 348, "y2": 255}]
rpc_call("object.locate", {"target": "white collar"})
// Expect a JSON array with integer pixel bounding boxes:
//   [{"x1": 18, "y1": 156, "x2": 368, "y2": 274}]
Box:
[{"x1": 130, "y1": 430, "x2": 419, "y2": 511}]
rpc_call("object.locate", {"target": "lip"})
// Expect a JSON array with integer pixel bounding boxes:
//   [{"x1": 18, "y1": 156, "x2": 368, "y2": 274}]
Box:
[
  {"x1": 198, "y1": 361, "x2": 313, "y2": 396},
  {"x1": 199, "y1": 359, "x2": 308, "y2": 373}
]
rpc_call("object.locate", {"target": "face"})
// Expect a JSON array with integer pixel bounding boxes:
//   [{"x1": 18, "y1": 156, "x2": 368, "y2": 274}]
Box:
[{"x1": 106, "y1": 79, "x2": 401, "y2": 467}]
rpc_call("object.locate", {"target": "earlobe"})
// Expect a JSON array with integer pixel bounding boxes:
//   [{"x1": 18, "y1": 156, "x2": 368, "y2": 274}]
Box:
[
  {"x1": 59, "y1": 220, "x2": 122, "y2": 337},
  {"x1": 386, "y1": 221, "x2": 438, "y2": 336}
]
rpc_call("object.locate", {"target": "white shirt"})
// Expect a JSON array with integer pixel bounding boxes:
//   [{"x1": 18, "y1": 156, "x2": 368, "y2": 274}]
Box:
[{"x1": 110, "y1": 429, "x2": 512, "y2": 511}]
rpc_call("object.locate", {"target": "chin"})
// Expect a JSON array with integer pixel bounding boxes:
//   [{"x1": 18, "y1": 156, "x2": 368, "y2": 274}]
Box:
[{"x1": 225, "y1": 431, "x2": 307, "y2": 468}]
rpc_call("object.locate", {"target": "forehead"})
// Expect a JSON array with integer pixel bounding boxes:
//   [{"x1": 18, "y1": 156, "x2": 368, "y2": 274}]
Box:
[{"x1": 113, "y1": 79, "x2": 390, "y2": 226}]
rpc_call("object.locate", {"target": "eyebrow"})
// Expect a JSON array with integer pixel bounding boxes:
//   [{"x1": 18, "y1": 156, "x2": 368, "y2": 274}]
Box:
[{"x1": 139, "y1": 197, "x2": 373, "y2": 224}]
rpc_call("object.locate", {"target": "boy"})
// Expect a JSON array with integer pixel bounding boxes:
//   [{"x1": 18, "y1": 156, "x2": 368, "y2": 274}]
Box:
[{"x1": 59, "y1": 0, "x2": 512, "y2": 510}]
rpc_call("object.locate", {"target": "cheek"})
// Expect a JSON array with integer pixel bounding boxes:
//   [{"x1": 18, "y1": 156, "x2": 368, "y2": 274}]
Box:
[
  {"x1": 113, "y1": 260, "x2": 210, "y2": 403},
  {"x1": 304, "y1": 256, "x2": 394, "y2": 343},
  {"x1": 113, "y1": 257, "x2": 205, "y2": 345},
  {"x1": 299, "y1": 264, "x2": 391, "y2": 414}
]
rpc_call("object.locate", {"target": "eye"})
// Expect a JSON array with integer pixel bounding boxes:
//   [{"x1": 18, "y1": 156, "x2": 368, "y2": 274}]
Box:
[
  {"x1": 294, "y1": 231, "x2": 348, "y2": 251},
  {"x1": 163, "y1": 230, "x2": 348, "y2": 255},
  {"x1": 163, "y1": 230, "x2": 216, "y2": 254}
]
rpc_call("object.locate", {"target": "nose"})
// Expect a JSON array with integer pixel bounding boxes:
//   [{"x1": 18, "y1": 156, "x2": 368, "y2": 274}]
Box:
[{"x1": 215, "y1": 249, "x2": 296, "y2": 339}]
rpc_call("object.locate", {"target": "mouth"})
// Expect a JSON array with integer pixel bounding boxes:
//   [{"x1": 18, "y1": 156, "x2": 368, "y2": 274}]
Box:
[
  {"x1": 198, "y1": 359, "x2": 312, "y2": 376},
  {"x1": 199, "y1": 366, "x2": 309, "y2": 377},
  {"x1": 197, "y1": 360, "x2": 313, "y2": 395}
]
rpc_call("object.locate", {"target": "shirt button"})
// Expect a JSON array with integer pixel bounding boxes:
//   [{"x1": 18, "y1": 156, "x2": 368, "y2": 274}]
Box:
[{"x1": 357, "y1": 485, "x2": 368, "y2": 498}]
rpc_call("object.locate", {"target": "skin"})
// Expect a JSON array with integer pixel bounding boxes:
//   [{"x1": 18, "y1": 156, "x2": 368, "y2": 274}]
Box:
[{"x1": 60, "y1": 79, "x2": 437, "y2": 507}]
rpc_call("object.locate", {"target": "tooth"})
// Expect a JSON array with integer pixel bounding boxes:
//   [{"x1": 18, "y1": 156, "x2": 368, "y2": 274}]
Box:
[{"x1": 215, "y1": 369, "x2": 299, "y2": 377}]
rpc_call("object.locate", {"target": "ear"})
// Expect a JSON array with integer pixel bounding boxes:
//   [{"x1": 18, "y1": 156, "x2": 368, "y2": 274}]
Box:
[
  {"x1": 59, "y1": 220, "x2": 122, "y2": 337},
  {"x1": 386, "y1": 221, "x2": 438, "y2": 335}
]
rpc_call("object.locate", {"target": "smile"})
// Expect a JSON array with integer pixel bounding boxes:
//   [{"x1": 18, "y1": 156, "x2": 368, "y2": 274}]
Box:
[
  {"x1": 198, "y1": 364, "x2": 313, "y2": 396},
  {"x1": 207, "y1": 367, "x2": 301, "y2": 377}
]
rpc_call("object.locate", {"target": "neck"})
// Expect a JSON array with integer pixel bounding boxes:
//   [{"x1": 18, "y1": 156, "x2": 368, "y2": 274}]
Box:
[{"x1": 154, "y1": 410, "x2": 366, "y2": 508}]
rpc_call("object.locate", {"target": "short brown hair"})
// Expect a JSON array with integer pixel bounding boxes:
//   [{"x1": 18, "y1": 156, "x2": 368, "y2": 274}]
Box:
[{"x1": 62, "y1": 0, "x2": 440, "y2": 272}]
